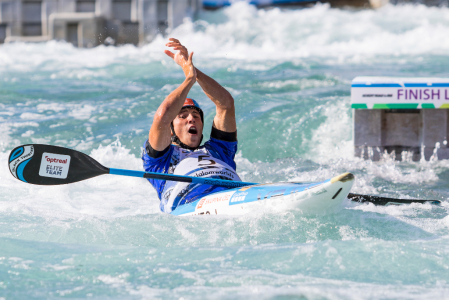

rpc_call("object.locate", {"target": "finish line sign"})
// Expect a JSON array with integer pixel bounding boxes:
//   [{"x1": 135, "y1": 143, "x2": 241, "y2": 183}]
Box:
[{"x1": 351, "y1": 77, "x2": 449, "y2": 109}]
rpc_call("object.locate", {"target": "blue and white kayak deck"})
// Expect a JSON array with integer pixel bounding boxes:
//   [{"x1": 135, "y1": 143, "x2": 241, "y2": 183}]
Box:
[{"x1": 171, "y1": 173, "x2": 355, "y2": 216}]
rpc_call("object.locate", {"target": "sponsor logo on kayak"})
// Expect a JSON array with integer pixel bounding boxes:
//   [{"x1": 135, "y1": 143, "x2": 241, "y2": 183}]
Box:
[
  {"x1": 39, "y1": 152, "x2": 71, "y2": 179},
  {"x1": 197, "y1": 194, "x2": 231, "y2": 209},
  {"x1": 202, "y1": 179, "x2": 245, "y2": 187},
  {"x1": 230, "y1": 192, "x2": 248, "y2": 203}
]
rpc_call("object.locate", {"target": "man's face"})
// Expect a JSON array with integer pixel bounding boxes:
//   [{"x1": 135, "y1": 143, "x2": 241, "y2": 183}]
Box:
[{"x1": 172, "y1": 107, "x2": 203, "y2": 148}]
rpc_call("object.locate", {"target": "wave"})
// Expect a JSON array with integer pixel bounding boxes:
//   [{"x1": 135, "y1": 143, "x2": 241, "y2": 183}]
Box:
[{"x1": 0, "y1": 3, "x2": 449, "y2": 73}]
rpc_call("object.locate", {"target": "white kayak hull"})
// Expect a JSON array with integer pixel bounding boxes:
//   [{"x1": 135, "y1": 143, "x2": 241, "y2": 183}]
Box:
[{"x1": 171, "y1": 173, "x2": 355, "y2": 216}]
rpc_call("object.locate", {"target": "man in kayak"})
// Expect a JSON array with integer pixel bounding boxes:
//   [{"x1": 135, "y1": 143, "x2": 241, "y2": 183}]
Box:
[{"x1": 142, "y1": 38, "x2": 241, "y2": 213}]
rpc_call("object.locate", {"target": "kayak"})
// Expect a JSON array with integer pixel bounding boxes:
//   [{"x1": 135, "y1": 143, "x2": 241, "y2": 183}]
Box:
[
  {"x1": 9, "y1": 144, "x2": 439, "y2": 209},
  {"x1": 7, "y1": 144, "x2": 353, "y2": 215},
  {"x1": 171, "y1": 172, "x2": 355, "y2": 216}
]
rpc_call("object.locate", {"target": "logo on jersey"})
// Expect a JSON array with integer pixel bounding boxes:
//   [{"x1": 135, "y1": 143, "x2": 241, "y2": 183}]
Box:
[
  {"x1": 195, "y1": 169, "x2": 236, "y2": 178},
  {"x1": 161, "y1": 146, "x2": 241, "y2": 213}
]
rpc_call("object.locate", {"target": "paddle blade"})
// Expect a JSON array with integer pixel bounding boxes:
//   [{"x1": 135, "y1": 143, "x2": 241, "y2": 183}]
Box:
[
  {"x1": 348, "y1": 193, "x2": 441, "y2": 206},
  {"x1": 8, "y1": 144, "x2": 109, "y2": 185}
]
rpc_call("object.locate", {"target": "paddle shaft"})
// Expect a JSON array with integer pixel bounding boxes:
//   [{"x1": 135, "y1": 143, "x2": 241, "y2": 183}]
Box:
[{"x1": 109, "y1": 168, "x2": 257, "y2": 188}]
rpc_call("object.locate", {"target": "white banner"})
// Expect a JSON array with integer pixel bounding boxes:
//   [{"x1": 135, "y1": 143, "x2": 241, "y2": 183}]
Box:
[{"x1": 351, "y1": 77, "x2": 449, "y2": 109}]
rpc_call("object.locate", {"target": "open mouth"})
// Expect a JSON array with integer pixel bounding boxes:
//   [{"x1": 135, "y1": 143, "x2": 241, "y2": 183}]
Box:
[{"x1": 188, "y1": 127, "x2": 198, "y2": 134}]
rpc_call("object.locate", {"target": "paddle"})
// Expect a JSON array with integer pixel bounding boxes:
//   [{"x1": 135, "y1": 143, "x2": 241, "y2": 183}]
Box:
[
  {"x1": 8, "y1": 144, "x2": 441, "y2": 205},
  {"x1": 347, "y1": 193, "x2": 441, "y2": 206},
  {"x1": 8, "y1": 144, "x2": 256, "y2": 188}
]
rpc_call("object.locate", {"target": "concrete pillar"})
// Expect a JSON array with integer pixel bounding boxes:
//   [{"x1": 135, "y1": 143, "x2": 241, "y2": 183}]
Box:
[
  {"x1": 10, "y1": 0, "x2": 22, "y2": 36},
  {"x1": 383, "y1": 111, "x2": 421, "y2": 147},
  {"x1": 0, "y1": 0, "x2": 15, "y2": 42},
  {"x1": 422, "y1": 109, "x2": 449, "y2": 160},
  {"x1": 354, "y1": 109, "x2": 383, "y2": 160},
  {"x1": 169, "y1": 0, "x2": 188, "y2": 30},
  {"x1": 131, "y1": 0, "x2": 138, "y2": 22},
  {"x1": 138, "y1": 0, "x2": 157, "y2": 44},
  {"x1": 42, "y1": 0, "x2": 58, "y2": 36},
  {"x1": 96, "y1": 0, "x2": 112, "y2": 19},
  {"x1": 0, "y1": 1, "x2": 14, "y2": 23},
  {"x1": 354, "y1": 109, "x2": 449, "y2": 161}
]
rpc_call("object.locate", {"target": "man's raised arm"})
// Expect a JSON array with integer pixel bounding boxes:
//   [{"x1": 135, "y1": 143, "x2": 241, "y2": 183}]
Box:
[
  {"x1": 149, "y1": 52, "x2": 196, "y2": 151},
  {"x1": 165, "y1": 38, "x2": 236, "y2": 133},
  {"x1": 195, "y1": 69, "x2": 236, "y2": 133}
]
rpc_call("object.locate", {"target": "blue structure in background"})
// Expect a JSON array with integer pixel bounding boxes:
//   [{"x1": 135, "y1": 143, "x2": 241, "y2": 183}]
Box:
[{"x1": 203, "y1": 0, "x2": 317, "y2": 9}]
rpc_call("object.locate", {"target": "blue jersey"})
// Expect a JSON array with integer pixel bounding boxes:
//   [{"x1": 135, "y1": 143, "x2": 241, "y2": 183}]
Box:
[{"x1": 142, "y1": 135, "x2": 240, "y2": 213}]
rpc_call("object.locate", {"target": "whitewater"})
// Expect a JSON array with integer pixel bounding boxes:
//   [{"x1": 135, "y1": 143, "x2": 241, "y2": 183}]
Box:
[{"x1": 2, "y1": 2, "x2": 449, "y2": 299}]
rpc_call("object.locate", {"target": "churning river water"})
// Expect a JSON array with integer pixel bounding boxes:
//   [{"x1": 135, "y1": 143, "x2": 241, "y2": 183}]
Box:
[{"x1": 2, "y1": 3, "x2": 449, "y2": 299}]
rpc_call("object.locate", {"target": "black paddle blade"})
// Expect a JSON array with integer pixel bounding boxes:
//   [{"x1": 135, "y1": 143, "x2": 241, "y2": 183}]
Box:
[
  {"x1": 348, "y1": 193, "x2": 441, "y2": 206},
  {"x1": 8, "y1": 144, "x2": 109, "y2": 185}
]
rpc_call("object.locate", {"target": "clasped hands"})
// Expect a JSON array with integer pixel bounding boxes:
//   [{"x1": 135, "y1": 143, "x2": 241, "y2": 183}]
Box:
[{"x1": 165, "y1": 38, "x2": 197, "y2": 81}]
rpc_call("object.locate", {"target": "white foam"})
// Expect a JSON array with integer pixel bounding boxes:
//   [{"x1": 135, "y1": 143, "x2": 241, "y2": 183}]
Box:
[
  {"x1": 36, "y1": 103, "x2": 68, "y2": 113},
  {"x1": 20, "y1": 112, "x2": 47, "y2": 120},
  {"x1": 68, "y1": 104, "x2": 96, "y2": 120},
  {"x1": 21, "y1": 130, "x2": 34, "y2": 137},
  {"x1": 171, "y1": 3, "x2": 449, "y2": 60},
  {"x1": 305, "y1": 98, "x2": 353, "y2": 161}
]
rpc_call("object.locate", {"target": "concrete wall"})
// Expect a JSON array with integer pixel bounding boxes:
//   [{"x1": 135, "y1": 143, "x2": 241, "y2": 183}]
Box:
[
  {"x1": 50, "y1": 12, "x2": 105, "y2": 47},
  {"x1": 0, "y1": 0, "x2": 200, "y2": 47},
  {"x1": 354, "y1": 109, "x2": 449, "y2": 161}
]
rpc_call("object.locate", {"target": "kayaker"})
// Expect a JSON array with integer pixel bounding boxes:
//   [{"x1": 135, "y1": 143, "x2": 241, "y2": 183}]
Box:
[{"x1": 142, "y1": 38, "x2": 241, "y2": 213}]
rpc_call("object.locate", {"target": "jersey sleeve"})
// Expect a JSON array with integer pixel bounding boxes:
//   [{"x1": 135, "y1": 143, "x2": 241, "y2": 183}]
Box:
[
  {"x1": 204, "y1": 128, "x2": 238, "y2": 171},
  {"x1": 141, "y1": 140, "x2": 173, "y2": 200}
]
